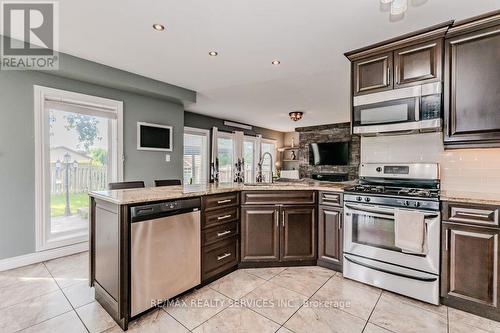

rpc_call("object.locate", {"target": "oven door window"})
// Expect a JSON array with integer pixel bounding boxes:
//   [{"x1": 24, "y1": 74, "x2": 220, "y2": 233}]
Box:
[
  {"x1": 352, "y1": 213, "x2": 400, "y2": 252},
  {"x1": 353, "y1": 97, "x2": 416, "y2": 127}
]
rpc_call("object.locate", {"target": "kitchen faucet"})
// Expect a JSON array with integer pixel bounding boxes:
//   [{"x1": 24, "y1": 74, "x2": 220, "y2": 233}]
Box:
[{"x1": 256, "y1": 152, "x2": 273, "y2": 183}]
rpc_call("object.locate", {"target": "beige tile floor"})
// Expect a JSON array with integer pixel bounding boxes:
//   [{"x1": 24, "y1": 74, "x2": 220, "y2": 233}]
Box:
[{"x1": 0, "y1": 252, "x2": 499, "y2": 333}]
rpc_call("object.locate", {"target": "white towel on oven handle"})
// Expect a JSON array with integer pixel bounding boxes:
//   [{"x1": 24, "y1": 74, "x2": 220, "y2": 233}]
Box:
[{"x1": 394, "y1": 209, "x2": 427, "y2": 255}]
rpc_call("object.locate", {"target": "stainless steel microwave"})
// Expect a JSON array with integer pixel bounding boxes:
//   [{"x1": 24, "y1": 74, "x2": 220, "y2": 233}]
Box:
[{"x1": 352, "y1": 82, "x2": 442, "y2": 136}]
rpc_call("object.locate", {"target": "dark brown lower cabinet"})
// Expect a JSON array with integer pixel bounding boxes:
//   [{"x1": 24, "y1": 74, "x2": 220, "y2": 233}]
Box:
[
  {"x1": 281, "y1": 206, "x2": 316, "y2": 261},
  {"x1": 241, "y1": 205, "x2": 316, "y2": 264},
  {"x1": 241, "y1": 206, "x2": 280, "y2": 262},
  {"x1": 317, "y1": 205, "x2": 343, "y2": 271},
  {"x1": 441, "y1": 222, "x2": 500, "y2": 320}
]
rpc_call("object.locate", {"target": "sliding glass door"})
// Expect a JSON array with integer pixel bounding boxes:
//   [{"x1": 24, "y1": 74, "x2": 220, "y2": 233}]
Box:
[
  {"x1": 35, "y1": 86, "x2": 123, "y2": 251},
  {"x1": 183, "y1": 127, "x2": 209, "y2": 184},
  {"x1": 217, "y1": 133, "x2": 235, "y2": 183},
  {"x1": 243, "y1": 137, "x2": 258, "y2": 182}
]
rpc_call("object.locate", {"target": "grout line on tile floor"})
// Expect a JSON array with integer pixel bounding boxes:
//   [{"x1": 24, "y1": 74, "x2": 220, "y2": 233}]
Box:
[
  {"x1": 160, "y1": 309, "x2": 193, "y2": 333},
  {"x1": 361, "y1": 288, "x2": 382, "y2": 333},
  {"x1": 278, "y1": 272, "x2": 336, "y2": 333},
  {"x1": 43, "y1": 261, "x2": 91, "y2": 333},
  {"x1": 447, "y1": 306, "x2": 450, "y2": 333}
]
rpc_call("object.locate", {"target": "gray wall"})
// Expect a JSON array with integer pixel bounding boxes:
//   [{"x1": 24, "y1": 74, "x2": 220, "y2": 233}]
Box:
[
  {"x1": 184, "y1": 111, "x2": 285, "y2": 147},
  {"x1": 0, "y1": 70, "x2": 185, "y2": 260}
]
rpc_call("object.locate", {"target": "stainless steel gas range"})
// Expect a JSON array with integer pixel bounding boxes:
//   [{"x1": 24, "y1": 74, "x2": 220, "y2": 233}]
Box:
[{"x1": 343, "y1": 163, "x2": 441, "y2": 304}]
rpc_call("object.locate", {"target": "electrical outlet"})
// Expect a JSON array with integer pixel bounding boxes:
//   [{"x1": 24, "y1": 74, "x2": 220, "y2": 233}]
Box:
[{"x1": 165, "y1": 154, "x2": 170, "y2": 162}]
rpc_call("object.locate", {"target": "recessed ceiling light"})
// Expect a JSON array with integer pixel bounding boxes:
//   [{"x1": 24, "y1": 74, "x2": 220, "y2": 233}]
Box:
[
  {"x1": 208, "y1": 51, "x2": 218, "y2": 56},
  {"x1": 272, "y1": 60, "x2": 281, "y2": 65},
  {"x1": 152, "y1": 24, "x2": 165, "y2": 31}
]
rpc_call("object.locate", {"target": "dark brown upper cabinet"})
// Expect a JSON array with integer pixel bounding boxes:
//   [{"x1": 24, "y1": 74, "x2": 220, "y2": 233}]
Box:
[
  {"x1": 444, "y1": 11, "x2": 500, "y2": 148},
  {"x1": 281, "y1": 206, "x2": 316, "y2": 261},
  {"x1": 352, "y1": 52, "x2": 393, "y2": 95},
  {"x1": 346, "y1": 21, "x2": 451, "y2": 97},
  {"x1": 394, "y1": 39, "x2": 442, "y2": 88}
]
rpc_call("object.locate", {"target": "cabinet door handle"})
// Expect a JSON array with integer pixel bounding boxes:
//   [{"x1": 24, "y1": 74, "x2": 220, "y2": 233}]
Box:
[
  {"x1": 275, "y1": 210, "x2": 279, "y2": 228},
  {"x1": 445, "y1": 230, "x2": 449, "y2": 251},
  {"x1": 217, "y1": 214, "x2": 232, "y2": 221},
  {"x1": 395, "y1": 65, "x2": 399, "y2": 84},
  {"x1": 282, "y1": 210, "x2": 285, "y2": 228},
  {"x1": 217, "y1": 230, "x2": 231, "y2": 237},
  {"x1": 217, "y1": 253, "x2": 232, "y2": 261},
  {"x1": 387, "y1": 67, "x2": 391, "y2": 85},
  {"x1": 217, "y1": 199, "x2": 231, "y2": 204}
]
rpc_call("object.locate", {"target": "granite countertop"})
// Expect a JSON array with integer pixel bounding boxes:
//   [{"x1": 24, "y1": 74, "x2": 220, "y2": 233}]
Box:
[
  {"x1": 440, "y1": 191, "x2": 500, "y2": 206},
  {"x1": 89, "y1": 180, "x2": 353, "y2": 205}
]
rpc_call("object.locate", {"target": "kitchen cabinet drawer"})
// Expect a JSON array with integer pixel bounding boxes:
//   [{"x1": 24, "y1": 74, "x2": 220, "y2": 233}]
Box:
[
  {"x1": 202, "y1": 237, "x2": 238, "y2": 281},
  {"x1": 318, "y1": 191, "x2": 343, "y2": 207},
  {"x1": 203, "y1": 207, "x2": 239, "y2": 229},
  {"x1": 241, "y1": 191, "x2": 316, "y2": 205},
  {"x1": 202, "y1": 192, "x2": 239, "y2": 211},
  {"x1": 202, "y1": 222, "x2": 238, "y2": 245},
  {"x1": 442, "y1": 202, "x2": 499, "y2": 227}
]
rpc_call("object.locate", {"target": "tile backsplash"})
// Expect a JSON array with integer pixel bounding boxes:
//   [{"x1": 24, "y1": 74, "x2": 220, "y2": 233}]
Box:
[{"x1": 361, "y1": 132, "x2": 500, "y2": 194}]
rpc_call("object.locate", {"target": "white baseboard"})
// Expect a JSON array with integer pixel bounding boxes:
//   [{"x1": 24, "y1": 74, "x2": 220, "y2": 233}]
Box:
[{"x1": 0, "y1": 242, "x2": 89, "y2": 272}]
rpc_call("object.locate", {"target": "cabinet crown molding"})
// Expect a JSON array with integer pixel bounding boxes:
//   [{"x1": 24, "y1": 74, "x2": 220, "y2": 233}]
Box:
[
  {"x1": 447, "y1": 10, "x2": 500, "y2": 37},
  {"x1": 344, "y1": 21, "x2": 452, "y2": 61}
]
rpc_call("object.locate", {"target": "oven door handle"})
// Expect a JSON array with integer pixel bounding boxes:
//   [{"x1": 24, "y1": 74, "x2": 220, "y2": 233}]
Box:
[
  {"x1": 344, "y1": 255, "x2": 438, "y2": 282},
  {"x1": 345, "y1": 204, "x2": 394, "y2": 217},
  {"x1": 344, "y1": 204, "x2": 439, "y2": 219}
]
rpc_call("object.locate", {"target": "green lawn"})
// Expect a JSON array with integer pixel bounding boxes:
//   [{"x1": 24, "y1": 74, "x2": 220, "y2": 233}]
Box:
[{"x1": 50, "y1": 193, "x2": 89, "y2": 217}]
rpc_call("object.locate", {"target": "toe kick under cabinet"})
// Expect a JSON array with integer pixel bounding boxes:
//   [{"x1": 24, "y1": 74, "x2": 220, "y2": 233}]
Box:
[
  {"x1": 240, "y1": 191, "x2": 317, "y2": 266},
  {"x1": 441, "y1": 200, "x2": 500, "y2": 321}
]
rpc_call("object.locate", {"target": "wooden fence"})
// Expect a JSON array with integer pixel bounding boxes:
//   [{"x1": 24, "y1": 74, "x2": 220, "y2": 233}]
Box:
[{"x1": 50, "y1": 163, "x2": 107, "y2": 194}]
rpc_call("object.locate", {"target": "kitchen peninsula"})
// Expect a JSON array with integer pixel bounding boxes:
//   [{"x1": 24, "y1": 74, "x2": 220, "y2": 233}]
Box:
[{"x1": 88, "y1": 181, "x2": 349, "y2": 330}]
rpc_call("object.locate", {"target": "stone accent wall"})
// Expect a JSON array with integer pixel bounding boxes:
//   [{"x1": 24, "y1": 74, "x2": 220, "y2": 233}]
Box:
[{"x1": 295, "y1": 122, "x2": 360, "y2": 180}]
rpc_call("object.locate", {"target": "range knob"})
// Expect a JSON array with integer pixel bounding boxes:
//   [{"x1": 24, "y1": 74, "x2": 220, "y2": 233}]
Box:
[
  {"x1": 356, "y1": 196, "x2": 363, "y2": 202},
  {"x1": 404, "y1": 200, "x2": 411, "y2": 207},
  {"x1": 365, "y1": 197, "x2": 371, "y2": 203},
  {"x1": 376, "y1": 167, "x2": 382, "y2": 172},
  {"x1": 414, "y1": 202, "x2": 421, "y2": 208}
]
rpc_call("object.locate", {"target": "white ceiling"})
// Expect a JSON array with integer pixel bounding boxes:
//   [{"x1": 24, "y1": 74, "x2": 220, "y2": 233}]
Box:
[{"x1": 56, "y1": 0, "x2": 499, "y2": 132}]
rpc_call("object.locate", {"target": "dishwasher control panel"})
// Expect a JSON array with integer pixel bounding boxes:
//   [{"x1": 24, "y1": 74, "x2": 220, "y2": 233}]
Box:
[{"x1": 130, "y1": 197, "x2": 201, "y2": 222}]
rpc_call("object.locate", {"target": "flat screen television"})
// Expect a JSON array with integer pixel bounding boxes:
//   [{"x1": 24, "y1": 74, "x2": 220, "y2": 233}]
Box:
[
  {"x1": 137, "y1": 122, "x2": 173, "y2": 152},
  {"x1": 309, "y1": 142, "x2": 349, "y2": 166}
]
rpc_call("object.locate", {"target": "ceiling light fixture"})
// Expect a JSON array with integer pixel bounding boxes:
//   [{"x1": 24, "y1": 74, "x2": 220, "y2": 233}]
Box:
[
  {"x1": 272, "y1": 60, "x2": 281, "y2": 65},
  {"x1": 289, "y1": 111, "x2": 304, "y2": 122},
  {"x1": 380, "y1": 0, "x2": 408, "y2": 16},
  {"x1": 208, "y1": 51, "x2": 218, "y2": 56},
  {"x1": 152, "y1": 24, "x2": 165, "y2": 31}
]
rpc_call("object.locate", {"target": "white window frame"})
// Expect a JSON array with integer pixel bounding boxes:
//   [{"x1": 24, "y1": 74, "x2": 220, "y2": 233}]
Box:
[
  {"x1": 34, "y1": 85, "x2": 123, "y2": 252},
  {"x1": 183, "y1": 126, "x2": 210, "y2": 184}
]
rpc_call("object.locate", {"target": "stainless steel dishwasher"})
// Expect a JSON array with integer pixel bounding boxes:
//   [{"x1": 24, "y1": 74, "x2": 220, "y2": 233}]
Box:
[{"x1": 130, "y1": 197, "x2": 201, "y2": 317}]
